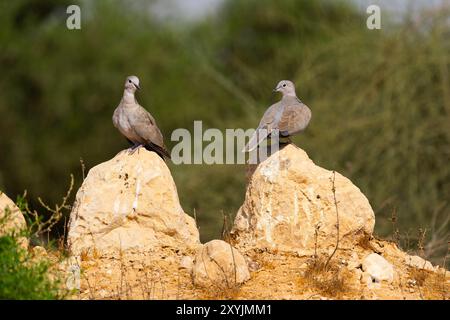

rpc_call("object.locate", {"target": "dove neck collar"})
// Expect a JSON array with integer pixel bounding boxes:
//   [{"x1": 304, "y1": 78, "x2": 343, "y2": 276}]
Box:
[{"x1": 282, "y1": 92, "x2": 297, "y2": 99}]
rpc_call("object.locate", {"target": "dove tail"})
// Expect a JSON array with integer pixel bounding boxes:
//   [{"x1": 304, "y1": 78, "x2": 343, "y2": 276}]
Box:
[
  {"x1": 242, "y1": 128, "x2": 269, "y2": 152},
  {"x1": 144, "y1": 143, "x2": 171, "y2": 160}
]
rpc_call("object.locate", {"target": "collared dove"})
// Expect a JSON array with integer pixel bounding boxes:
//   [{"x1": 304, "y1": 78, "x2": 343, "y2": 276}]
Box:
[
  {"x1": 113, "y1": 75, "x2": 171, "y2": 159},
  {"x1": 243, "y1": 80, "x2": 311, "y2": 152}
]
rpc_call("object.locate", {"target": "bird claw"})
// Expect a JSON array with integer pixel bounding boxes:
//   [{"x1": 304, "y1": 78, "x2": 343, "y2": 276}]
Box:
[{"x1": 128, "y1": 144, "x2": 143, "y2": 155}]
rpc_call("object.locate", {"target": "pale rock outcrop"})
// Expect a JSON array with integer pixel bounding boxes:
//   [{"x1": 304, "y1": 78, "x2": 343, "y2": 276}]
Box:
[
  {"x1": 0, "y1": 191, "x2": 28, "y2": 248},
  {"x1": 192, "y1": 240, "x2": 250, "y2": 289},
  {"x1": 67, "y1": 150, "x2": 200, "y2": 255},
  {"x1": 362, "y1": 253, "x2": 394, "y2": 284},
  {"x1": 232, "y1": 145, "x2": 375, "y2": 253},
  {"x1": 405, "y1": 255, "x2": 436, "y2": 272}
]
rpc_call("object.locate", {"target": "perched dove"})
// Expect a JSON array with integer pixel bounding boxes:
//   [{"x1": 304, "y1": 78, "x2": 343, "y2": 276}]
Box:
[
  {"x1": 243, "y1": 80, "x2": 311, "y2": 152},
  {"x1": 113, "y1": 75, "x2": 171, "y2": 159}
]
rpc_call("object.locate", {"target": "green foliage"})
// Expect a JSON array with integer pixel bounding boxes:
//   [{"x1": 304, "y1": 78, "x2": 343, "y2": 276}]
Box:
[
  {"x1": 0, "y1": 0, "x2": 448, "y2": 262},
  {"x1": 0, "y1": 235, "x2": 63, "y2": 299}
]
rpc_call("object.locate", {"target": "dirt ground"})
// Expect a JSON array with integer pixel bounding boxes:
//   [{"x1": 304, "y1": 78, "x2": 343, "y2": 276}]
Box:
[{"x1": 55, "y1": 238, "x2": 448, "y2": 300}]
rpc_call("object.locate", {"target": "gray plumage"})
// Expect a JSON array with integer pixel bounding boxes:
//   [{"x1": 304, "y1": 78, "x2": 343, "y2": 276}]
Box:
[
  {"x1": 243, "y1": 80, "x2": 311, "y2": 152},
  {"x1": 113, "y1": 75, "x2": 170, "y2": 159}
]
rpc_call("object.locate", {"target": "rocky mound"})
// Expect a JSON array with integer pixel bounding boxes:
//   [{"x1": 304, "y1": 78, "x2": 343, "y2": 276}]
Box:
[{"x1": 56, "y1": 146, "x2": 448, "y2": 300}]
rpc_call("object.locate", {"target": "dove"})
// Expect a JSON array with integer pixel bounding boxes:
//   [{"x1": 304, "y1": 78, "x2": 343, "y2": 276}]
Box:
[
  {"x1": 243, "y1": 80, "x2": 311, "y2": 152},
  {"x1": 113, "y1": 75, "x2": 171, "y2": 159}
]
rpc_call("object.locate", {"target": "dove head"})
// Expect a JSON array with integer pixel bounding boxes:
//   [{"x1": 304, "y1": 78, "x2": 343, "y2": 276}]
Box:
[
  {"x1": 124, "y1": 75, "x2": 140, "y2": 92},
  {"x1": 274, "y1": 80, "x2": 296, "y2": 97}
]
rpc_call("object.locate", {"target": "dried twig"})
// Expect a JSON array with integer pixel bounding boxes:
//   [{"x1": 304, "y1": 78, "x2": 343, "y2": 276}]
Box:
[
  {"x1": 325, "y1": 171, "x2": 340, "y2": 269},
  {"x1": 80, "y1": 157, "x2": 86, "y2": 180},
  {"x1": 19, "y1": 174, "x2": 74, "y2": 240}
]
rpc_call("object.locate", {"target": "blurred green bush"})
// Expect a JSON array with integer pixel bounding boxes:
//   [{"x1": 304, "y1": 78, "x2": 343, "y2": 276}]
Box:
[
  {"x1": 0, "y1": 235, "x2": 64, "y2": 299},
  {"x1": 0, "y1": 0, "x2": 448, "y2": 262}
]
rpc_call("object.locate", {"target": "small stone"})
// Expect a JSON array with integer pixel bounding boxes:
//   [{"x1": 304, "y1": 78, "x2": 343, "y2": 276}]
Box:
[
  {"x1": 362, "y1": 253, "x2": 394, "y2": 283},
  {"x1": 247, "y1": 260, "x2": 260, "y2": 272},
  {"x1": 361, "y1": 272, "x2": 372, "y2": 285},
  {"x1": 405, "y1": 255, "x2": 435, "y2": 272},
  {"x1": 179, "y1": 256, "x2": 193, "y2": 271},
  {"x1": 192, "y1": 240, "x2": 250, "y2": 288},
  {"x1": 407, "y1": 279, "x2": 416, "y2": 287}
]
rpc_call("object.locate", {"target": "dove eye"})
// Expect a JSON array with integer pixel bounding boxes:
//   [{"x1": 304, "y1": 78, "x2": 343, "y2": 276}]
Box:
[
  {"x1": 128, "y1": 80, "x2": 132, "y2": 83},
  {"x1": 283, "y1": 84, "x2": 286, "y2": 87}
]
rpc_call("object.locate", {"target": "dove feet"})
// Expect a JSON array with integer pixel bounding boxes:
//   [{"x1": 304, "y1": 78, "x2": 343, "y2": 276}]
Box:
[{"x1": 128, "y1": 143, "x2": 143, "y2": 155}]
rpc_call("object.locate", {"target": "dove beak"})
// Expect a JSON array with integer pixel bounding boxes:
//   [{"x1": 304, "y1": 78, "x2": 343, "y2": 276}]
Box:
[{"x1": 273, "y1": 86, "x2": 281, "y2": 93}]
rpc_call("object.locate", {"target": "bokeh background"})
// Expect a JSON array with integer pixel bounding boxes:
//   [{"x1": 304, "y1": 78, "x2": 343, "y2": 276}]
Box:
[{"x1": 0, "y1": 0, "x2": 448, "y2": 264}]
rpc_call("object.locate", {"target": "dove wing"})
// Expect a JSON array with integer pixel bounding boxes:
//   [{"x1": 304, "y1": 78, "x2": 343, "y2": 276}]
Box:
[
  {"x1": 243, "y1": 102, "x2": 282, "y2": 152},
  {"x1": 277, "y1": 101, "x2": 312, "y2": 136},
  {"x1": 131, "y1": 105, "x2": 166, "y2": 150}
]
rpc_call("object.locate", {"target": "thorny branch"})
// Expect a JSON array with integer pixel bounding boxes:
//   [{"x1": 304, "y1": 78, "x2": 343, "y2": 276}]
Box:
[{"x1": 20, "y1": 174, "x2": 74, "y2": 239}]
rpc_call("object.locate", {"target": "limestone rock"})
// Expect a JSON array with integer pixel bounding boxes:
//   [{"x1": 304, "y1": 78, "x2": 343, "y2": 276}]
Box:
[
  {"x1": 0, "y1": 191, "x2": 28, "y2": 248},
  {"x1": 67, "y1": 149, "x2": 200, "y2": 255},
  {"x1": 362, "y1": 253, "x2": 394, "y2": 283},
  {"x1": 232, "y1": 145, "x2": 375, "y2": 252},
  {"x1": 192, "y1": 240, "x2": 250, "y2": 288},
  {"x1": 180, "y1": 255, "x2": 194, "y2": 271},
  {"x1": 405, "y1": 255, "x2": 436, "y2": 272}
]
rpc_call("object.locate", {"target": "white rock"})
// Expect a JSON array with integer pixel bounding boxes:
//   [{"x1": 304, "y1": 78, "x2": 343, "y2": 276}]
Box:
[
  {"x1": 405, "y1": 255, "x2": 435, "y2": 272},
  {"x1": 362, "y1": 253, "x2": 394, "y2": 284},
  {"x1": 192, "y1": 240, "x2": 250, "y2": 288},
  {"x1": 67, "y1": 150, "x2": 200, "y2": 255},
  {"x1": 231, "y1": 145, "x2": 375, "y2": 252}
]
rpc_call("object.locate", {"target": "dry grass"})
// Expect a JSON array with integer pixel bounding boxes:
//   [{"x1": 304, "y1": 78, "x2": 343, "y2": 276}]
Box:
[
  {"x1": 302, "y1": 255, "x2": 351, "y2": 298},
  {"x1": 197, "y1": 284, "x2": 242, "y2": 300},
  {"x1": 409, "y1": 268, "x2": 429, "y2": 287},
  {"x1": 408, "y1": 267, "x2": 449, "y2": 300}
]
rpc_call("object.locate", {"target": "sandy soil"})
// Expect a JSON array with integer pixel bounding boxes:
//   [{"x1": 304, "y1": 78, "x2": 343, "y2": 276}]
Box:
[{"x1": 56, "y1": 238, "x2": 448, "y2": 300}]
